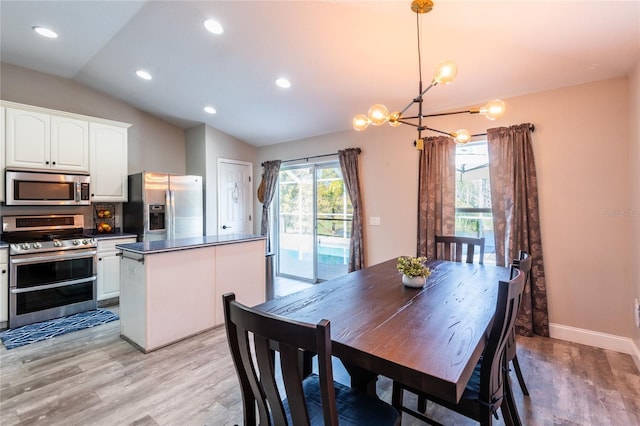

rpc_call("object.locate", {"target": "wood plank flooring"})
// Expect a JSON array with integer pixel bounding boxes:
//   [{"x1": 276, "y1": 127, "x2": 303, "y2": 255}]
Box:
[{"x1": 1, "y1": 306, "x2": 639, "y2": 425}]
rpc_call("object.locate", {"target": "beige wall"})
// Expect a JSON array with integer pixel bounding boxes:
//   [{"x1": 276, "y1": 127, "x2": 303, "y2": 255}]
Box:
[
  {"x1": 186, "y1": 124, "x2": 257, "y2": 235},
  {"x1": 0, "y1": 63, "x2": 185, "y2": 175},
  {"x1": 630, "y1": 60, "x2": 640, "y2": 350},
  {"x1": 257, "y1": 76, "x2": 635, "y2": 339}
]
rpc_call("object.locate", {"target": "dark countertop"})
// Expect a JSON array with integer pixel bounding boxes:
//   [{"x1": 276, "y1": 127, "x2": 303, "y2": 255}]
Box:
[
  {"x1": 116, "y1": 234, "x2": 265, "y2": 255},
  {"x1": 84, "y1": 229, "x2": 138, "y2": 240}
]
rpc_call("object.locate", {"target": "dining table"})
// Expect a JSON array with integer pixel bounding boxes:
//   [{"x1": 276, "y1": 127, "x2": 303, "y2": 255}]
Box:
[{"x1": 253, "y1": 257, "x2": 512, "y2": 405}]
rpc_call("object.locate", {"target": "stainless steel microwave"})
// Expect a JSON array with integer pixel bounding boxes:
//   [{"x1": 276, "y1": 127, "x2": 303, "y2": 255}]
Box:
[{"x1": 5, "y1": 170, "x2": 91, "y2": 206}]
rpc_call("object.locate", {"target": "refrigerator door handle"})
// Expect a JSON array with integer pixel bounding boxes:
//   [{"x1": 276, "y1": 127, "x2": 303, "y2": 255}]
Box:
[
  {"x1": 165, "y1": 189, "x2": 172, "y2": 239},
  {"x1": 170, "y1": 190, "x2": 176, "y2": 240}
]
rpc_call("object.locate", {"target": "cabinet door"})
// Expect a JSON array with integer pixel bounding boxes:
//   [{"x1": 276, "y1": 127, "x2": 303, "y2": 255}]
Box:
[
  {"x1": 97, "y1": 252, "x2": 121, "y2": 301},
  {"x1": 5, "y1": 108, "x2": 51, "y2": 169},
  {"x1": 90, "y1": 123, "x2": 128, "y2": 202},
  {"x1": 51, "y1": 116, "x2": 89, "y2": 172},
  {"x1": 1, "y1": 107, "x2": 5, "y2": 202},
  {"x1": 0, "y1": 249, "x2": 8, "y2": 324},
  {"x1": 97, "y1": 238, "x2": 136, "y2": 301}
]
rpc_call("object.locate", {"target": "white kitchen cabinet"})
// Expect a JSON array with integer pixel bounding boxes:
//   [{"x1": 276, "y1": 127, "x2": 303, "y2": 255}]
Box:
[
  {"x1": 89, "y1": 123, "x2": 129, "y2": 202},
  {"x1": 97, "y1": 237, "x2": 137, "y2": 301},
  {"x1": 119, "y1": 237, "x2": 265, "y2": 352},
  {"x1": 1, "y1": 107, "x2": 5, "y2": 203},
  {"x1": 1, "y1": 248, "x2": 8, "y2": 325},
  {"x1": 5, "y1": 108, "x2": 89, "y2": 173}
]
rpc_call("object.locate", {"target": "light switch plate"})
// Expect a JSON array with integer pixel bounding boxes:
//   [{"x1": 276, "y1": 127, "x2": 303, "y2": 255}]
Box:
[
  {"x1": 369, "y1": 216, "x2": 381, "y2": 226},
  {"x1": 635, "y1": 298, "x2": 640, "y2": 328}
]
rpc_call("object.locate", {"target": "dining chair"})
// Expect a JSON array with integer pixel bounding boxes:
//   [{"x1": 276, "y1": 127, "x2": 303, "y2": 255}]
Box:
[
  {"x1": 222, "y1": 293, "x2": 400, "y2": 426},
  {"x1": 391, "y1": 266, "x2": 525, "y2": 426},
  {"x1": 507, "y1": 250, "x2": 532, "y2": 396},
  {"x1": 435, "y1": 235, "x2": 485, "y2": 264}
]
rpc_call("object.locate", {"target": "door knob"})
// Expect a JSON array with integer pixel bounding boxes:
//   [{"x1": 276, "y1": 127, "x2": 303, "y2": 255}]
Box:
[{"x1": 222, "y1": 225, "x2": 231, "y2": 230}]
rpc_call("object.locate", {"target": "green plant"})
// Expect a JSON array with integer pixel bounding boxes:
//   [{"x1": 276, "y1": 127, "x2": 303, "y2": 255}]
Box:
[{"x1": 397, "y1": 256, "x2": 431, "y2": 278}]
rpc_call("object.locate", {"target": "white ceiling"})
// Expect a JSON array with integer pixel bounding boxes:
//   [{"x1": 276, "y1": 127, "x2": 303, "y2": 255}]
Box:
[{"x1": 1, "y1": 1, "x2": 638, "y2": 147}]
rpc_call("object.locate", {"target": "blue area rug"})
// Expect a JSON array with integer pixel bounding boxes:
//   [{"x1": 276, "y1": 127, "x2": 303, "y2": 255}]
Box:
[{"x1": 0, "y1": 309, "x2": 119, "y2": 350}]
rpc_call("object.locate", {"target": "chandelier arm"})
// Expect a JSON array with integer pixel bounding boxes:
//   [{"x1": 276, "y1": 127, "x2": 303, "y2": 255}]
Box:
[
  {"x1": 424, "y1": 127, "x2": 454, "y2": 137},
  {"x1": 423, "y1": 109, "x2": 475, "y2": 118}
]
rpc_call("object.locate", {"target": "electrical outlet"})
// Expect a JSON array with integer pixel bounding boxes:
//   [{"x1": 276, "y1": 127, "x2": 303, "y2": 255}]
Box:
[
  {"x1": 115, "y1": 215, "x2": 120, "y2": 226},
  {"x1": 635, "y1": 298, "x2": 640, "y2": 328}
]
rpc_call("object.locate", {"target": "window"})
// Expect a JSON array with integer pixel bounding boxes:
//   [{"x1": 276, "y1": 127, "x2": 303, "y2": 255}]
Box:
[{"x1": 455, "y1": 141, "x2": 495, "y2": 264}]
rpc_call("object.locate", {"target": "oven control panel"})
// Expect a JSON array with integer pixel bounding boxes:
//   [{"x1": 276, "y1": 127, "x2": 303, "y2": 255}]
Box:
[{"x1": 9, "y1": 238, "x2": 97, "y2": 255}]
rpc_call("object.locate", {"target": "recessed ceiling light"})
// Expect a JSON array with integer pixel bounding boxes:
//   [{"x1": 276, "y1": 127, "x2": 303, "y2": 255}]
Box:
[
  {"x1": 204, "y1": 19, "x2": 223, "y2": 35},
  {"x1": 204, "y1": 106, "x2": 217, "y2": 114},
  {"x1": 136, "y1": 70, "x2": 152, "y2": 80},
  {"x1": 276, "y1": 78, "x2": 291, "y2": 89},
  {"x1": 33, "y1": 26, "x2": 58, "y2": 38}
]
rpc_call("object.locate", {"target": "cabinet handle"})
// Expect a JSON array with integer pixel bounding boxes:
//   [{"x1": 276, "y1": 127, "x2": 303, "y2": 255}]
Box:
[
  {"x1": 52, "y1": 161, "x2": 56, "y2": 165},
  {"x1": 45, "y1": 161, "x2": 50, "y2": 165},
  {"x1": 98, "y1": 257, "x2": 102, "y2": 261},
  {"x1": 1, "y1": 270, "x2": 5, "y2": 274}
]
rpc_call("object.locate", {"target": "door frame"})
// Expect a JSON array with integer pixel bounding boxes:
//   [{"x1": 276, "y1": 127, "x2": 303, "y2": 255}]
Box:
[{"x1": 217, "y1": 158, "x2": 253, "y2": 235}]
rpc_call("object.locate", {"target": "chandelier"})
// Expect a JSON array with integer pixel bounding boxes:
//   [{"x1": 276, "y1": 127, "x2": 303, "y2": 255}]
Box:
[{"x1": 352, "y1": 0, "x2": 506, "y2": 145}]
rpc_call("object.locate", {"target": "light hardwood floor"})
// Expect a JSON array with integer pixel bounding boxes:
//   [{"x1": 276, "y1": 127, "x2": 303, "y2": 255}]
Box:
[{"x1": 1, "y1": 303, "x2": 639, "y2": 425}]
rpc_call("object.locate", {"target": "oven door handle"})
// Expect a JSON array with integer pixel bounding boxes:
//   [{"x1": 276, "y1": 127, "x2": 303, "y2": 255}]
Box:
[
  {"x1": 10, "y1": 276, "x2": 97, "y2": 294},
  {"x1": 10, "y1": 249, "x2": 98, "y2": 265}
]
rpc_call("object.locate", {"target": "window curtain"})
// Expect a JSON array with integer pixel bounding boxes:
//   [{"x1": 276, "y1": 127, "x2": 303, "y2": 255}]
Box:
[
  {"x1": 417, "y1": 136, "x2": 456, "y2": 259},
  {"x1": 338, "y1": 148, "x2": 364, "y2": 272},
  {"x1": 259, "y1": 160, "x2": 281, "y2": 254},
  {"x1": 487, "y1": 123, "x2": 549, "y2": 337}
]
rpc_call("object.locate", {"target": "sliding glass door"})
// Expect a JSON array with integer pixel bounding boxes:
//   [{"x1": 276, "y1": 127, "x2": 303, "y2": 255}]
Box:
[{"x1": 277, "y1": 162, "x2": 352, "y2": 282}]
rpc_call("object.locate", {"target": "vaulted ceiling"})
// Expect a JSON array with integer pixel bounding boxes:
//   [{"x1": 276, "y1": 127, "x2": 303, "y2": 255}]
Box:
[{"x1": 1, "y1": 1, "x2": 638, "y2": 146}]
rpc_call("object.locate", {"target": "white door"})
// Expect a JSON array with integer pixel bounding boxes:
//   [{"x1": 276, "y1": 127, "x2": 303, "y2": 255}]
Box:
[{"x1": 218, "y1": 159, "x2": 252, "y2": 235}]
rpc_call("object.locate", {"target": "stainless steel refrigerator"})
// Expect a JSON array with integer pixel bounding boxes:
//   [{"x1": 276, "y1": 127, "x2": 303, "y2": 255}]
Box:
[{"x1": 123, "y1": 172, "x2": 204, "y2": 242}]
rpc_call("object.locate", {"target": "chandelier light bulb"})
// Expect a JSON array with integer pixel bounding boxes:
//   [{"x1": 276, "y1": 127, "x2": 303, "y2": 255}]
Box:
[
  {"x1": 433, "y1": 60, "x2": 457, "y2": 85},
  {"x1": 368, "y1": 104, "x2": 389, "y2": 126},
  {"x1": 453, "y1": 129, "x2": 471, "y2": 144},
  {"x1": 353, "y1": 114, "x2": 370, "y2": 131},
  {"x1": 388, "y1": 112, "x2": 402, "y2": 127},
  {"x1": 480, "y1": 99, "x2": 506, "y2": 120}
]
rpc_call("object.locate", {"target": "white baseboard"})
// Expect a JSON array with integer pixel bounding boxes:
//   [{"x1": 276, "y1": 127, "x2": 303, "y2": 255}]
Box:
[{"x1": 549, "y1": 323, "x2": 640, "y2": 372}]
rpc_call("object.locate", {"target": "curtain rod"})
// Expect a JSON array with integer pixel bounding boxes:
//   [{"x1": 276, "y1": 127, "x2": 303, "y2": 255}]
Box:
[
  {"x1": 472, "y1": 124, "x2": 535, "y2": 138},
  {"x1": 261, "y1": 148, "x2": 361, "y2": 167}
]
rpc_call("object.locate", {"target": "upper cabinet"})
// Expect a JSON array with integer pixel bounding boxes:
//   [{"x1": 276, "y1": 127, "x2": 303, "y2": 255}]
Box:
[
  {"x1": 5, "y1": 108, "x2": 89, "y2": 173},
  {"x1": 89, "y1": 123, "x2": 128, "y2": 202},
  {"x1": 1, "y1": 101, "x2": 131, "y2": 202}
]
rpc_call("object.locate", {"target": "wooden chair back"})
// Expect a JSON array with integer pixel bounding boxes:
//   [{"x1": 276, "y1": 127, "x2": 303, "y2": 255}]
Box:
[
  {"x1": 481, "y1": 267, "x2": 525, "y2": 413},
  {"x1": 223, "y1": 292, "x2": 337, "y2": 425},
  {"x1": 435, "y1": 235, "x2": 486, "y2": 264}
]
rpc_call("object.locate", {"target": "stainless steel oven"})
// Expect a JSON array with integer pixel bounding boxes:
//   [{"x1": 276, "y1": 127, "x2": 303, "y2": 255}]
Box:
[{"x1": 2, "y1": 215, "x2": 97, "y2": 328}]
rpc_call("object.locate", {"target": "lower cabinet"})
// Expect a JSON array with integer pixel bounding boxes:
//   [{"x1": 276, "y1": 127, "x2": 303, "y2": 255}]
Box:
[
  {"x1": 119, "y1": 239, "x2": 265, "y2": 352},
  {"x1": 97, "y1": 237, "x2": 136, "y2": 301},
  {"x1": 1, "y1": 248, "x2": 8, "y2": 325}
]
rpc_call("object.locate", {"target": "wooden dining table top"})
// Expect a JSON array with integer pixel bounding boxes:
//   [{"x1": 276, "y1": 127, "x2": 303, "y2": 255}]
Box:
[{"x1": 254, "y1": 258, "x2": 511, "y2": 404}]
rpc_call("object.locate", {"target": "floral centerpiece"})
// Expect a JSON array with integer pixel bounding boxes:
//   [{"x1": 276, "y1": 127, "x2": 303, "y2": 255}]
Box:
[{"x1": 397, "y1": 256, "x2": 431, "y2": 288}]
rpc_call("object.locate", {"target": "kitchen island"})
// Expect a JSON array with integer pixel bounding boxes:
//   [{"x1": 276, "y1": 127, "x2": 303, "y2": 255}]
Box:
[{"x1": 117, "y1": 234, "x2": 266, "y2": 353}]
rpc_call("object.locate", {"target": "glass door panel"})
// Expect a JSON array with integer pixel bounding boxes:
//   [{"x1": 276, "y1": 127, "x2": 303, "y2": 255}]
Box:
[
  {"x1": 277, "y1": 166, "x2": 314, "y2": 280},
  {"x1": 316, "y1": 165, "x2": 351, "y2": 281}
]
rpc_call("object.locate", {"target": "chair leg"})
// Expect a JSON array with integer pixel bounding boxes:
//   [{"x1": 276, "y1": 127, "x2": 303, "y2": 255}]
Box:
[
  {"x1": 391, "y1": 382, "x2": 404, "y2": 424},
  {"x1": 418, "y1": 395, "x2": 427, "y2": 413},
  {"x1": 511, "y1": 354, "x2": 530, "y2": 396}
]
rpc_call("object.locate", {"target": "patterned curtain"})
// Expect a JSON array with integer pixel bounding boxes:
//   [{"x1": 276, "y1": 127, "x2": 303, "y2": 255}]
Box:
[
  {"x1": 338, "y1": 148, "x2": 365, "y2": 272},
  {"x1": 487, "y1": 123, "x2": 549, "y2": 337},
  {"x1": 417, "y1": 136, "x2": 456, "y2": 259},
  {"x1": 260, "y1": 160, "x2": 281, "y2": 253}
]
